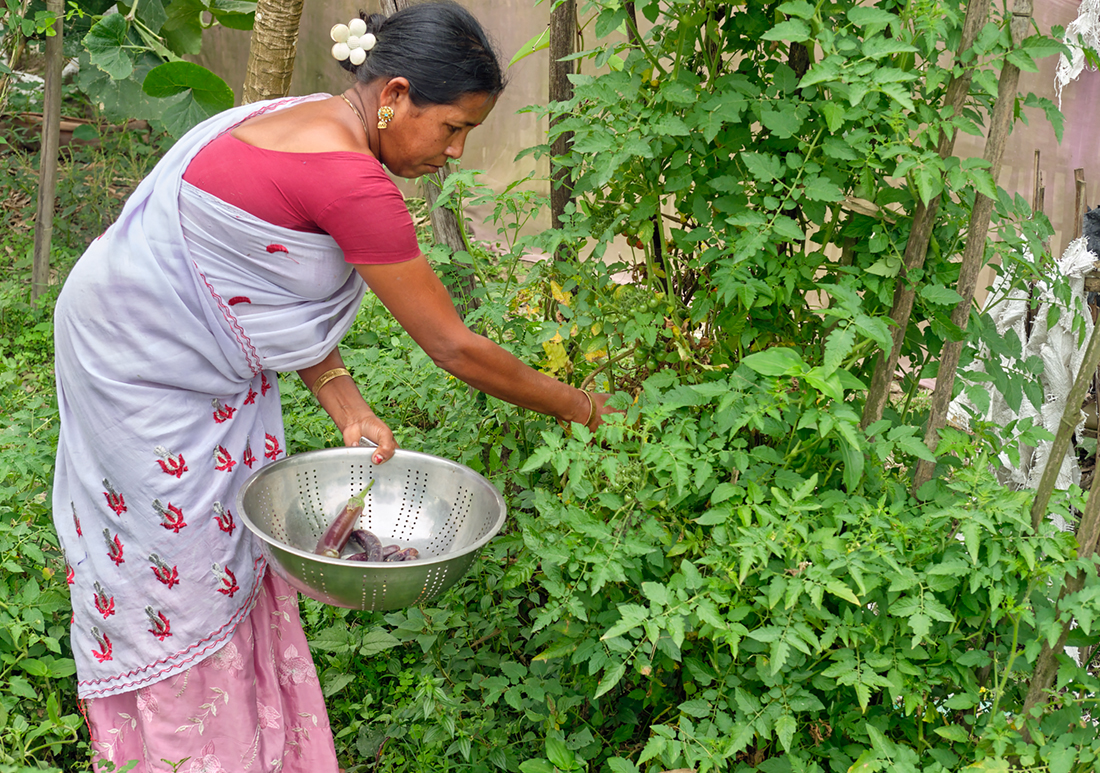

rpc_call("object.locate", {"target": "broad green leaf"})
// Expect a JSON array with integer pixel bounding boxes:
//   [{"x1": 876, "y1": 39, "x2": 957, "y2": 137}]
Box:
[
  {"x1": 519, "y1": 761, "x2": 556, "y2": 773},
  {"x1": 358, "y1": 629, "x2": 400, "y2": 657},
  {"x1": 761, "y1": 19, "x2": 811, "y2": 43},
  {"x1": 862, "y1": 37, "x2": 919, "y2": 60},
  {"x1": 921, "y1": 284, "x2": 964, "y2": 305},
  {"x1": 819, "y1": 101, "x2": 846, "y2": 132},
  {"x1": 761, "y1": 106, "x2": 803, "y2": 138},
  {"x1": 546, "y1": 737, "x2": 575, "y2": 770},
  {"x1": 607, "y1": 758, "x2": 639, "y2": 773},
  {"x1": 847, "y1": 6, "x2": 899, "y2": 30},
  {"x1": 740, "y1": 151, "x2": 782, "y2": 182},
  {"x1": 934, "y1": 725, "x2": 970, "y2": 743},
  {"x1": 85, "y1": 14, "x2": 134, "y2": 80},
  {"x1": 741, "y1": 348, "x2": 805, "y2": 377},
  {"x1": 778, "y1": 1, "x2": 816, "y2": 19},
  {"x1": 145, "y1": 62, "x2": 235, "y2": 136},
  {"x1": 678, "y1": 698, "x2": 712, "y2": 718}
]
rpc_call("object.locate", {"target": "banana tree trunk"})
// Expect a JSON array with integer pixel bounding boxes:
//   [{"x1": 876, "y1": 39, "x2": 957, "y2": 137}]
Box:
[{"x1": 241, "y1": 0, "x2": 303, "y2": 104}]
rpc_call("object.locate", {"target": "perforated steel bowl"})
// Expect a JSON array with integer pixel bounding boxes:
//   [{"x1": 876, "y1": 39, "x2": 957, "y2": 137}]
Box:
[{"x1": 236, "y1": 446, "x2": 506, "y2": 611}]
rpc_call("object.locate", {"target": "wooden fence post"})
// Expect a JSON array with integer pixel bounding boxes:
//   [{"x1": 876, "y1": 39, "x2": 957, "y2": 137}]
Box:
[
  {"x1": 31, "y1": 0, "x2": 62, "y2": 303},
  {"x1": 910, "y1": 0, "x2": 1033, "y2": 493},
  {"x1": 549, "y1": 0, "x2": 576, "y2": 257},
  {"x1": 860, "y1": 0, "x2": 991, "y2": 430}
]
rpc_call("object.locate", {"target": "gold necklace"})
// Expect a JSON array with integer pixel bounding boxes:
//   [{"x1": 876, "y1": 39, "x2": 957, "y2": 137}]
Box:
[{"x1": 340, "y1": 94, "x2": 371, "y2": 139}]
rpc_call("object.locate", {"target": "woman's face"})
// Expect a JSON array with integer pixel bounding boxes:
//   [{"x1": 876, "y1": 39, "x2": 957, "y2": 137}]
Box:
[{"x1": 380, "y1": 88, "x2": 497, "y2": 178}]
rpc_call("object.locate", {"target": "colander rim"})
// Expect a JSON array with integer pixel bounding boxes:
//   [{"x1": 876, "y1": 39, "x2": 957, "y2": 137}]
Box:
[{"x1": 234, "y1": 446, "x2": 507, "y2": 568}]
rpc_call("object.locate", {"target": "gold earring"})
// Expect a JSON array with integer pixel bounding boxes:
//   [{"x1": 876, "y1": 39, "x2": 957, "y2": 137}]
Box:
[{"x1": 377, "y1": 106, "x2": 394, "y2": 129}]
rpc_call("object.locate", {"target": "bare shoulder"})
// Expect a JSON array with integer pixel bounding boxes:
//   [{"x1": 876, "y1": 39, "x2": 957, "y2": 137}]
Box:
[{"x1": 231, "y1": 96, "x2": 372, "y2": 156}]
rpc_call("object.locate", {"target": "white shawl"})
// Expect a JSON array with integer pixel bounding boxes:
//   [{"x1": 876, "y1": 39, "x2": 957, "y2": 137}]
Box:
[{"x1": 52, "y1": 96, "x2": 367, "y2": 698}]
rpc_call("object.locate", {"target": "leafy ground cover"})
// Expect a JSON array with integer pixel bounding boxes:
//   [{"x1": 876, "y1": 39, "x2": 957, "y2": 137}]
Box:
[{"x1": 3, "y1": 1, "x2": 1100, "y2": 772}]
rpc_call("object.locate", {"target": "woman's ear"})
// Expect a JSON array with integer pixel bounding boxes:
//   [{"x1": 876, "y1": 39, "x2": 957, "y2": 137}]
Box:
[{"x1": 379, "y1": 77, "x2": 412, "y2": 109}]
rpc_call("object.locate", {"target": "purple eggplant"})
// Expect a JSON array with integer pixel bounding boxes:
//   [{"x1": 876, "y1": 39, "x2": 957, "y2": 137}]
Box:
[
  {"x1": 384, "y1": 547, "x2": 420, "y2": 562},
  {"x1": 344, "y1": 551, "x2": 371, "y2": 562},
  {"x1": 381, "y1": 544, "x2": 400, "y2": 559},
  {"x1": 349, "y1": 529, "x2": 383, "y2": 561},
  {"x1": 314, "y1": 483, "x2": 374, "y2": 558}
]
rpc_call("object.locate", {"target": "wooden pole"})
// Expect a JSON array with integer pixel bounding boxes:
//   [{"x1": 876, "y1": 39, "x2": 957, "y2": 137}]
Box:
[
  {"x1": 1074, "y1": 168, "x2": 1087, "y2": 241},
  {"x1": 549, "y1": 0, "x2": 576, "y2": 252},
  {"x1": 241, "y1": 0, "x2": 303, "y2": 104},
  {"x1": 910, "y1": 0, "x2": 1034, "y2": 493},
  {"x1": 860, "y1": 0, "x2": 992, "y2": 430},
  {"x1": 31, "y1": 0, "x2": 62, "y2": 303}
]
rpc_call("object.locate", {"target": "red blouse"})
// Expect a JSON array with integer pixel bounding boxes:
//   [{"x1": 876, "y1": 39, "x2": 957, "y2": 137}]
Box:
[{"x1": 182, "y1": 133, "x2": 421, "y2": 265}]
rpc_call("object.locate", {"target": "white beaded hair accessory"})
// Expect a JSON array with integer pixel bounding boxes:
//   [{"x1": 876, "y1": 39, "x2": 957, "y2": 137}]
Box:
[{"x1": 331, "y1": 18, "x2": 377, "y2": 66}]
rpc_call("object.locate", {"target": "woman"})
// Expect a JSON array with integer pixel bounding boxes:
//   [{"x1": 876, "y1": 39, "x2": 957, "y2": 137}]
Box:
[{"x1": 53, "y1": 4, "x2": 612, "y2": 770}]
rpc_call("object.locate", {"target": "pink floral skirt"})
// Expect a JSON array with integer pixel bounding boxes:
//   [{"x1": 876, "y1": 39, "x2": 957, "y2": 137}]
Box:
[{"x1": 84, "y1": 570, "x2": 340, "y2": 773}]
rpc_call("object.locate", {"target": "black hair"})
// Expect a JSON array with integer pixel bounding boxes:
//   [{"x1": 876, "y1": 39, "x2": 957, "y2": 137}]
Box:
[{"x1": 339, "y1": 2, "x2": 505, "y2": 106}]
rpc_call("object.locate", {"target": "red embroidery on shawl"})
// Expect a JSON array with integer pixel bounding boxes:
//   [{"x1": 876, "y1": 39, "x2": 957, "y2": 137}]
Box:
[
  {"x1": 213, "y1": 445, "x2": 236, "y2": 472},
  {"x1": 78, "y1": 556, "x2": 267, "y2": 696},
  {"x1": 154, "y1": 446, "x2": 187, "y2": 478},
  {"x1": 94, "y1": 582, "x2": 115, "y2": 619},
  {"x1": 146, "y1": 607, "x2": 172, "y2": 641},
  {"x1": 266, "y1": 244, "x2": 288, "y2": 254},
  {"x1": 244, "y1": 386, "x2": 258, "y2": 405},
  {"x1": 194, "y1": 262, "x2": 263, "y2": 375},
  {"x1": 212, "y1": 399, "x2": 236, "y2": 423},
  {"x1": 103, "y1": 529, "x2": 124, "y2": 566},
  {"x1": 66, "y1": 564, "x2": 75, "y2": 585},
  {"x1": 261, "y1": 372, "x2": 272, "y2": 396},
  {"x1": 153, "y1": 500, "x2": 187, "y2": 533},
  {"x1": 91, "y1": 627, "x2": 113, "y2": 662},
  {"x1": 242, "y1": 441, "x2": 256, "y2": 469},
  {"x1": 72, "y1": 502, "x2": 83, "y2": 535},
  {"x1": 149, "y1": 554, "x2": 180, "y2": 589},
  {"x1": 102, "y1": 479, "x2": 126, "y2": 515},
  {"x1": 264, "y1": 433, "x2": 282, "y2": 461},
  {"x1": 212, "y1": 563, "x2": 239, "y2": 597},
  {"x1": 213, "y1": 502, "x2": 235, "y2": 535},
  {"x1": 227, "y1": 296, "x2": 251, "y2": 305}
]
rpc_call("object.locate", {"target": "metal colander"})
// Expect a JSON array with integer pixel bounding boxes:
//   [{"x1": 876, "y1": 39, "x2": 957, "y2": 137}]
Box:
[{"x1": 236, "y1": 446, "x2": 506, "y2": 611}]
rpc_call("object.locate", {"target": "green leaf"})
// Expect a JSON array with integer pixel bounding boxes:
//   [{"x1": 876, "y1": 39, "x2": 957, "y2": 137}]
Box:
[
  {"x1": 761, "y1": 106, "x2": 802, "y2": 138},
  {"x1": 819, "y1": 101, "x2": 846, "y2": 132},
  {"x1": 741, "y1": 348, "x2": 805, "y2": 377},
  {"x1": 593, "y1": 661, "x2": 627, "y2": 699},
  {"x1": 921, "y1": 284, "x2": 964, "y2": 305},
  {"x1": 761, "y1": 19, "x2": 811, "y2": 43},
  {"x1": 862, "y1": 37, "x2": 918, "y2": 60},
  {"x1": 519, "y1": 761, "x2": 556, "y2": 773},
  {"x1": 358, "y1": 629, "x2": 401, "y2": 657},
  {"x1": 546, "y1": 737, "x2": 576, "y2": 770},
  {"x1": 146, "y1": 62, "x2": 235, "y2": 136},
  {"x1": 740, "y1": 151, "x2": 782, "y2": 182},
  {"x1": 847, "y1": 6, "x2": 899, "y2": 30},
  {"x1": 509, "y1": 27, "x2": 550, "y2": 68},
  {"x1": 775, "y1": 713, "x2": 796, "y2": 752},
  {"x1": 85, "y1": 14, "x2": 134, "y2": 80},
  {"x1": 607, "y1": 759, "x2": 639, "y2": 773}
]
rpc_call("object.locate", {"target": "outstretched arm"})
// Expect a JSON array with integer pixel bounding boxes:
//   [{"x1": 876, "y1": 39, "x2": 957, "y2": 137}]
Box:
[{"x1": 354, "y1": 256, "x2": 613, "y2": 428}]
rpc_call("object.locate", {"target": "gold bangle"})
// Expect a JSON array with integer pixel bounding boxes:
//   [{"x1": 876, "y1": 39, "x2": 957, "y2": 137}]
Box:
[
  {"x1": 310, "y1": 367, "x2": 351, "y2": 399},
  {"x1": 581, "y1": 389, "x2": 596, "y2": 426}
]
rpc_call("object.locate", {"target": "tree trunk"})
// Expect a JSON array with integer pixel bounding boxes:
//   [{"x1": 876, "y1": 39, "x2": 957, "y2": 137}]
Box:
[
  {"x1": 241, "y1": 0, "x2": 304, "y2": 104},
  {"x1": 549, "y1": 0, "x2": 576, "y2": 250},
  {"x1": 860, "y1": 0, "x2": 991, "y2": 431},
  {"x1": 31, "y1": 0, "x2": 62, "y2": 303},
  {"x1": 910, "y1": 0, "x2": 1033, "y2": 493}
]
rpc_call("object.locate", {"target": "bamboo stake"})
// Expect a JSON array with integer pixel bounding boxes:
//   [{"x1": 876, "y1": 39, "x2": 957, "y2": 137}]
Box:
[
  {"x1": 1074, "y1": 168, "x2": 1087, "y2": 241},
  {"x1": 31, "y1": 0, "x2": 62, "y2": 303},
  {"x1": 910, "y1": 0, "x2": 1033, "y2": 493},
  {"x1": 860, "y1": 0, "x2": 993, "y2": 430}
]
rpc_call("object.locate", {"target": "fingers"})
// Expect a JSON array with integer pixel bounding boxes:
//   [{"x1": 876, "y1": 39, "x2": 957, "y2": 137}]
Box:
[
  {"x1": 587, "y1": 392, "x2": 621, "y2": 430},
  {"x1": 343, "y1": 417, "x2": 398, "y2": 464}
]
